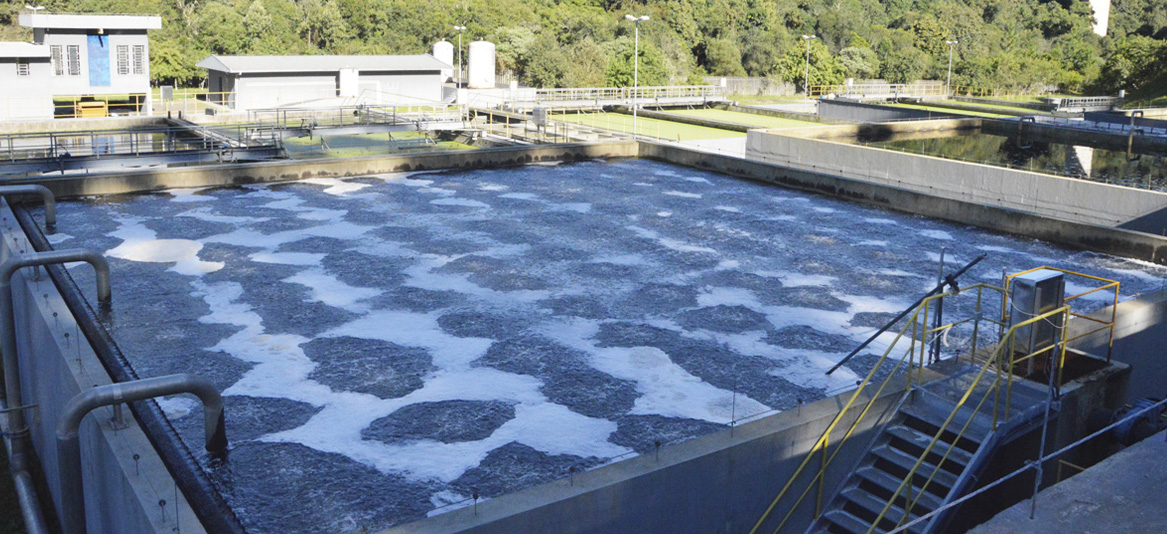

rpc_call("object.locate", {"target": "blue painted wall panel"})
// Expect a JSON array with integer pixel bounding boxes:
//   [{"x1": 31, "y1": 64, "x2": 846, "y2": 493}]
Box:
[{"x1": 87, "y1": 34, "x2": 110, "y2": 87}]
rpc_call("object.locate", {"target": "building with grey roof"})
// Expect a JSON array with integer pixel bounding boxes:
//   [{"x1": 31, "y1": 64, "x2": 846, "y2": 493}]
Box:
[
  {"x1": 196, "y1": 54, "x2": 454, "y2": 111},
  {"x1": 0, "y1": 11, "x2": 161, "y2": 120}
]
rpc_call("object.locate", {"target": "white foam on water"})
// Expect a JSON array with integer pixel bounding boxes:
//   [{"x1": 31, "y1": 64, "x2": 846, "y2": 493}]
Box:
[
  {"x1": 178, "y1": 207, "x2": 269, "y2": 225},
  {"x1": 250, "y1": 251, "x2": 326, "y2": 266},
  {"x1": 283, "y1": 269, "x2": 382, "y2": 313},
  {"x1": 633, "y1": 182, "x2": 654, "y2": 187},
  {"x1": 813, "y1": 207, "x2": 836, "y2": 213},
  {"x1": 46, "y1": 232, "x2": 73, "y2": 245},
  {"x1": 300, "y1": 177, "x2": 373, "y2": 196},
  {"x1": 106, "y1": 218, "x2": 224, "y2": 275},
  {"x1": 926, "y1": 252, "x2": 965, "y2": 264},
  {"x1": 920, "y1": 230, "x2": 954, "y2": 240},
  {"x1": 165, "y1": 188, "x2": 216, "y2": 203},
  {"x1": 431, "y1": 198, "x2": 491, "y2": 209},
  {"x1": 657, "y1": 211, "x2": 672, "y2": 217},
  {"x1": 714, "y1": 206, "x2": 741, "y2": 213},
  {"x1": 499, "y1": 193, "x2": 540, "y2": 201},
  {"x1": 543, "y1": 318, "x2": 768, "y2": 423},
  {"x1": 976, "y1": 245, "x2": 1021, "y2": 254},
  {"x1": 420, "y1": 187, "x2": 457, "y2": 196},
  {"x1": 864, "y1": 218, "x2": 898, "y2": 225},
  {"x1": 878, "y1": 269, "x2": 922, "y2": 277},
  {"x1": 627, "y1": 226, "x2": 718, "y2": 254},
  {"x1": 477, "y1": 183, "x2": 509, "y2": 192},
  {"x1": 857, "y1": 240, "x2": 889, "y2": 247},
  {"x1": 664, "y1": 191, "x2": 702, "y2": 199},
  {"x1": 1064, "y1": 280, "x2": 1116, "y2": 302},
  {"x1": 770, "y1": 196, "x2": 810, "y2": 203},
  {"x1": 155, "y1": 396, "x2": 197, "y2": 419},
  {"x1": 427, "y1": 491, "x2": 474, "y2": 517},
  {"x1": 766, "y1": 271, "x2": 837, "y2": 287},
  {"x1": 703, "y1": 331, "x2": 859, "y2": 391},
  {"x1": 684, "y1": 177, "x2": 712, "y2": 184},
  {"x1": 323, "y1": 309, "x2": 494, "y2": 370}
]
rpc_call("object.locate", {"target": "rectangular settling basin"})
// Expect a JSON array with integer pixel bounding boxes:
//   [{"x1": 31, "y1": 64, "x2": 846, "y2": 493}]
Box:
[{"x1": 35, "y1": 159, "x2": 1167, "y2": 533}]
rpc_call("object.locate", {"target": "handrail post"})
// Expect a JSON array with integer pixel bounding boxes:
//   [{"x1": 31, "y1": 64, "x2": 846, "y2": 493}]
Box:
[
  {"x1": 0, "y1": 185, "x2": 56, "y2": 231},
  {"x1": 55, "y1": 374, "x2": 227, "y2": 534}
]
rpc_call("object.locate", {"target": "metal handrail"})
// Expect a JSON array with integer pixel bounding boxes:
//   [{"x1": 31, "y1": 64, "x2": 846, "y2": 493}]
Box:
[
  {"x1": 868, "y1": 305, "x2": 1072, "y2": 532},
  {"x1": 749, "y1": 282, "x2": 1010, "y2": 534}
]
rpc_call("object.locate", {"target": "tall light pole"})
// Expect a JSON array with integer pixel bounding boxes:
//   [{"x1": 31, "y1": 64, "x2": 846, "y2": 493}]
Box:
[
  {"x1": 802, "y1": 35, "x2": 816, "y2": 97},
  {"x1": 454, "y1": 25, "x2": 466, "y2": 87},
  {"x1": 625, "y1": 14, "x2": 649, "y2": 138},
  {"x1": 945, "y1": 40, "x2": 959, "y2": 97}
]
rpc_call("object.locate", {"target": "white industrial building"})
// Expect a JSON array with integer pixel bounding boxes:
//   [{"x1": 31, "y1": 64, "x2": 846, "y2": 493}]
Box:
[
  {"x1": 196, "y1": 55, "x2": 454, "y2": 111},
  {"x1": 0, "y1": 11, "x2": 161, "y2": 121}
]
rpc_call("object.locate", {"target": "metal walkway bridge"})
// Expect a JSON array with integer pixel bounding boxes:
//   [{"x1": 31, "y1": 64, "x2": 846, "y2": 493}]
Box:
[{"x1": 466, "y1": 85, "x2": 728, "y2": 112}]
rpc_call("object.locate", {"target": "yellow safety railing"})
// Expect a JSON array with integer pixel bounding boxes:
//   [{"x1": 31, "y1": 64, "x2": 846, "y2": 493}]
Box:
[
  {"x1": 869, "y1": 304, "x2": 1072, "y2": 533},
  {"x1": 751, "y1": 266, "x2": 1120, "y2": 534},
  {"x1": 749, "y1": 282, "x2": 1009, "y2": 534}
]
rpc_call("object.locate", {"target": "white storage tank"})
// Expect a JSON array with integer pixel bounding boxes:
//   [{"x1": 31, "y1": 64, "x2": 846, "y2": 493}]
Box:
[
  {"x1": 433, "y1": 40, "x2": 454, "y2": 80},
  {"x1": 467, "y1": 40, "x2": 496, "y2": 89}
]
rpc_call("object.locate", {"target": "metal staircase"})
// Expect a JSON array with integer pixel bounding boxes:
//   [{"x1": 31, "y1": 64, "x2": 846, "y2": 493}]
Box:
[
  {"x1": 810, "y1": 365, "x2": 1048, "y2": 534},
  {"x1": 749, "y1": 267, "x2": 1121, "y2": 534}
]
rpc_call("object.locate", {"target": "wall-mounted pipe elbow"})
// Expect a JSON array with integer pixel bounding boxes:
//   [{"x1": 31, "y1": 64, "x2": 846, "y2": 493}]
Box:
[
  {"x1": 55, "y1": 374, "x2": 228, "y2": 534},
  {"x1": 0, "y1": 185, "x2": 56, "y2": 231},
  {"x1": 0, "y1": 249, "x2": 110, "y2": 304}
]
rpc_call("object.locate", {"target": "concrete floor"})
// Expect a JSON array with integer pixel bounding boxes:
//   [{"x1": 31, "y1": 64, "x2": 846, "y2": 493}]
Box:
[{"x1": 970, "y1": 431, "x2": 1167, "y2": 533}]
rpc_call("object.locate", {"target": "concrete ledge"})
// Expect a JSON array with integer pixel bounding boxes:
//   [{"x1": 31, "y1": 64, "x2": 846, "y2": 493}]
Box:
[
  {"x1": 1, "y1": 200, "x2": 203, "y2": 534},
  {"x1": 713, "y1": 102, "x2": 835, "y2": 124},
  {"x1": 8, "y1": 142, "x2": 638, "y2": 198},
  {"x1": 642, "y1": 141, "x2": 1167, "y2": 265},
  {"x1": 611, "y1": 106, "x2": 753, "y2": 132},
  {"x1": 745, "y1": 127, "x2": 1167, "y2": 235}
]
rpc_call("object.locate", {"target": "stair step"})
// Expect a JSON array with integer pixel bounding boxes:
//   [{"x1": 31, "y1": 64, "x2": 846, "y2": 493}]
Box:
[
  {"x1": 900, "y1": 402, "x2": 990, "y2": 444},
  {"x1": 856, "y1": 466, "x2": 946, "y2": 511},
  {"x1": 871, "y1": 445, "x2": 959, "y2": 490},
  {"x1": 886, "y1": 425, "x2": 974, "y2": 466},
  {"x1": 841, "y1": 487, "x2": 927, "y2": 533},
  {"x1": 823, "y1": 509, "x2": 882, "y2": 534}
]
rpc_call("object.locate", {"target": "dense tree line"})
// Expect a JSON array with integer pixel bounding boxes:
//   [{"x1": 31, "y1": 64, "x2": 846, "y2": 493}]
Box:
[{"x1": 0, "y1": 0, "x2": 1163, "y2": 97}]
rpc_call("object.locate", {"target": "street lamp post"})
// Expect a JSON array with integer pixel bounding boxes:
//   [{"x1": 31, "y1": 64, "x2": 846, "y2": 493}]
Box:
[
  {"x1": 454, "y1": 25, "x2": 466, "y2": 87},
  {"x1": 802, "y1": 35, "x2": 816, "y2": 97},
  {"x1": 945, "y1": 40, "x2": 959, "y2": 97},
  {"x1": 625, "y1": 14, "x2": 649, "y2": 138}
]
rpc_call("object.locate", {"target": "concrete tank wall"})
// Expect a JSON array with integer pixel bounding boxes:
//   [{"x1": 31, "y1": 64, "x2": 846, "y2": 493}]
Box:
[
  {"x1": 0, "y1": 199, "x2": 204, "y2": 534},
  {"x1": 382, "y1": 371, "x2": 930, "y2": 534},
  {"x1": 745, "y1": 128, "x2": 1167, "y2": 235}
]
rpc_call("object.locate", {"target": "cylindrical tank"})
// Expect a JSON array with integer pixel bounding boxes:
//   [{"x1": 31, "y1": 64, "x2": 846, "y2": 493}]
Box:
[
  {"x1": 432, "y1": 40, "x2": 455, "y2": 80},
  {"x1": 467, "y1": 40, "x2": 496, "y2": 89}
]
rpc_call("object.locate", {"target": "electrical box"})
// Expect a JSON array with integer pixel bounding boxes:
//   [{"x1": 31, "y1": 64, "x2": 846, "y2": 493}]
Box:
[
  {"x1": 531, "y1": 107, "x2": 547, "y2": 126},
  {"x1": 1009, "y1": 269, "x2": 1065, "y2": 356}
]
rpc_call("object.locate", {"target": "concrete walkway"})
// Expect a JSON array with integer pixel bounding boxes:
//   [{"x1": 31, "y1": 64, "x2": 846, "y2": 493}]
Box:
[{"x1": 969, "y1": 431, "x2": 1167, "y2": 534}]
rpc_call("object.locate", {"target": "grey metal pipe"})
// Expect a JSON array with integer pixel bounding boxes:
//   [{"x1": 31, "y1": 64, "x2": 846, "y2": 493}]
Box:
[
  {"x1": 0, "y1": 185, "x2": 56, "y2": 231},
  {"x1": 0, "y1": 248, "x2": 111, "y2": 528},
  {"x1": 55, "y1": 374, "x2": 227, "y2": 534},
  {"x1": 11, "y1": 464, "x2": 50, "y2": 534}
]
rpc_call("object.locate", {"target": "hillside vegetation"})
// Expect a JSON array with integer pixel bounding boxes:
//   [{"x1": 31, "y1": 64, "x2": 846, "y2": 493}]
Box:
[{"x1": 1, "y1": 0, "x2": 1164, "y2": 96}]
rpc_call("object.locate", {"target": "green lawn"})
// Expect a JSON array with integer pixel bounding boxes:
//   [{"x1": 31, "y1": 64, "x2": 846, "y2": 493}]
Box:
[
  {"x1": 939, "y1": 100, "x2": 1052, "y2": 115},
  {"x1": 890, "y1": 103, "x2": 1015, "y2": 119},
  {"x1": 729, "y1": 94, "x2": 811, "y2": 105},
  {"x1": 554, "y1": 112, "x2": 744, "y2": 140},
  {"x1": 665, "y1": 108, "x2": 814, "y2": 129}
]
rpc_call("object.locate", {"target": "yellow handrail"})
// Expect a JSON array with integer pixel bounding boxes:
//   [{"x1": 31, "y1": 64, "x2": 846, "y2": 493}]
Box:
[
  {"x1": 867, "y1": 305, "x2": 1072, "y2": 533},
  {"x1": 749, "y1": 282, "x2": 1008, "y2": 534}
]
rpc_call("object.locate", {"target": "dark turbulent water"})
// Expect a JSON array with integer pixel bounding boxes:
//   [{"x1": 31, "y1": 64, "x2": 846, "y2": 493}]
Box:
[
  {"x1": 38, "y1": 160, "x2": 1167, "y2": 533},
  {"x1": 856, "y1": 131, "x2": 1167, "y2": 191}
]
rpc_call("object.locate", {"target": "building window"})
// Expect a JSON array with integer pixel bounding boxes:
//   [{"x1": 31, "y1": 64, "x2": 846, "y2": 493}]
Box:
[
  {"x1": 66, "y1": 45, "x2": 80, "y2": 76},
  {"x1": 132, "y1": 45, "x2": 144, "y2": 75},
  {"x1": 16, "y1": 59, "x2": 30, "y2": 76},
  {"x1": 117, "y1": 45, "x2": 129, "y2": 75},
  {"x1": 50, "y1": 45, "x2": 63, "y2": 76}
]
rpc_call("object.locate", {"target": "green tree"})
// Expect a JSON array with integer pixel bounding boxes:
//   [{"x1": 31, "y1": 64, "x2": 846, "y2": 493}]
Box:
[
  {"x1": 839, "y1": 46, "x2": 879, "y2": 79},
  {"x1": 773, "y1": 39, "x2": 845, "y2": 90},
  {"x1": 605, "y1": 39, "x2": 668, "y2": 87},
  {"x1": 704, "y1": 37, "x2": 747, "y2": 76}
]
